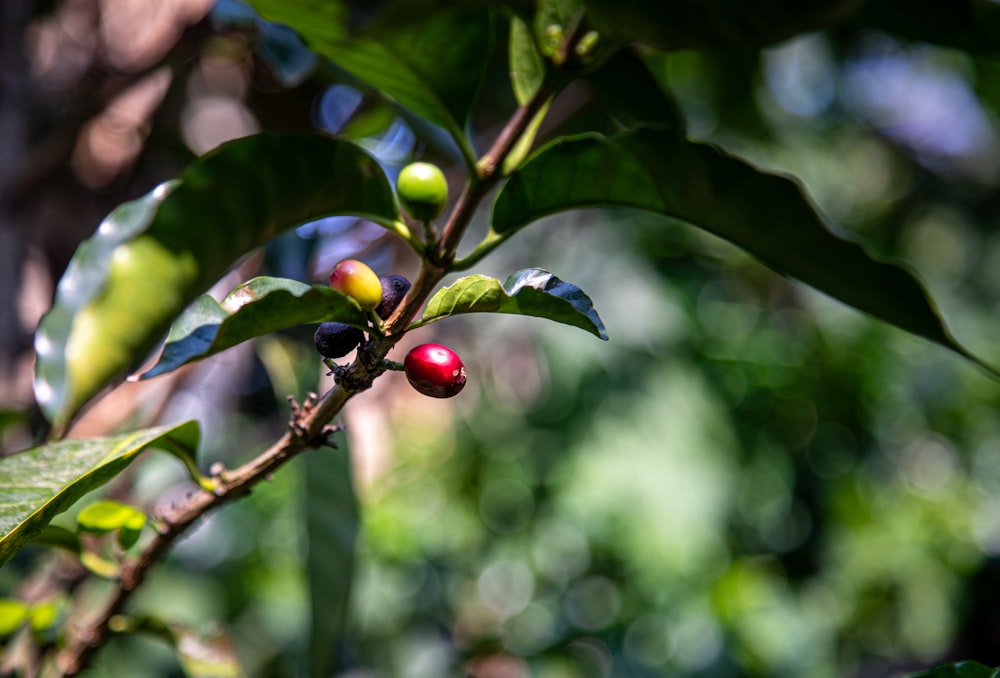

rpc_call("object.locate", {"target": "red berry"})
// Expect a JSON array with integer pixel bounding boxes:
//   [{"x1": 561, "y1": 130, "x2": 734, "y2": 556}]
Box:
[{"x1": 404, "y1": 343, "x2": 467, "y2": 398}]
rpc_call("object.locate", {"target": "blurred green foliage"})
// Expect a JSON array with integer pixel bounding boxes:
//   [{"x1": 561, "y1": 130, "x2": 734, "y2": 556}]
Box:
[{"x1": 333, "y1": 28, "x2": 1000, "y2": 678}]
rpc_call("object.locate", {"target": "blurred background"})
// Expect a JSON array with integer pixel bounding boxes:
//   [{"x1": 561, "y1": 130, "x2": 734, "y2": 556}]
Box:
[{"x1": 2, "y1": 1, "x2": 1000, "y2": 677}]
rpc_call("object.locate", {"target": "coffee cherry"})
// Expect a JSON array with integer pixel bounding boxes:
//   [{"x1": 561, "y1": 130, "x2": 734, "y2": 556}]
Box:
[
  {"x1": 404, "y1": 343, "x2": 467, "y2": 398},
  {"x1": 314, "y1": 322, "x2": 364, "y2": 359},
  {"x1": 396, "y1": 162, "x2": 448, "y2": 222},
  {"x1": 329, "y1": 259, "x2": 382, "y2": 311},
  {"x1": 376, "y1": 274, "x2": 412, "y2": 320}
]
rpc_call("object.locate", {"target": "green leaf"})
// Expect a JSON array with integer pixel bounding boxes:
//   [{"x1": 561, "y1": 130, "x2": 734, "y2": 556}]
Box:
[
  {"x1": 304, "y1": 445, "x2": 359, "y2": 677},
  {"x1": 80, "y1": 550, "x2": 122, "y2": 579},
  {"x1": 420, "y1": 269, "x2": 608, "y2": 339},
  {"x1": 139, "y1": 277, "x2": 370, "y2": 380},
  {"x1": 77, "y1": 500, "x2": 146, "y2": 534},
  {"x1": 249, "y1": 0, "x2": 493, "y2": 161},
  {"x1": 908, "y1": 661, "x2": 1000, "y2": 678},
  {"x1": 580, "y1": 48, "x2": 685, "y2": 130},
  {"x1": 33, "y1": 133, "x2": 397, "y2": 431},
  {"x1": 583, "y1": 0, "x2": 857, "y2": 50},
  {"x1": 491, "y1": 128, "x2": 993, "y2": 371},
  {"x1": 30, "y1": 525, "x2": 82, "y2": 554},
  {"x1": 0, "y1": 421, "x2": 200, "y2": 568},
  {"x1": 118, "y1": 526, "x2": 142, "y2": 550},
  {"x1": 510, "y1": 15, "x2": 545, "y2": 105},
  {"x1": 244, "y1": 0, "x2": 348, "y2": 46},
  {"x1": 27, "y1": 599, "x2": 64, "y2": 633},
  {"x1": 505, "y1": 48, "x2": 683, "y2": 161},
  {"x1": 0, "y1": 600, "x2": 29, "y2": 637},
  {"x1": 855, "y1": 0, "x2": 1000, "y2": 55},
  {"x1": 333, "y1": 8, "x2": 493, "y2": 161},
  {"x1": 337, "y1": 97, "x2": 398, "y2": 140}
]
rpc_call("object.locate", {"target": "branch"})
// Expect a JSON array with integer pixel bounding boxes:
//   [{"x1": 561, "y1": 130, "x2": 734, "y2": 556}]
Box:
[
  {"x1": 56, "y1": 378, "x2": 362, "y2": 676},
  {"x1": 438, "y1": 86, "x2": 552, "y2": 264},
  {"x1": 384, "y1": 86, "x2": 554, "y2": 337},
  {"x1": 54, "y1": 84, "x2": 554, "y2": 677}
]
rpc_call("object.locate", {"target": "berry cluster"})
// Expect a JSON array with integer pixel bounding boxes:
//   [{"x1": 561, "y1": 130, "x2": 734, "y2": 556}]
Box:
[
  {"x1": 314, "y1": 258, "x2": 395, "y2": 359},
  {"x1": 315, "y1": 258, "x2": 466, "y2": 399}
]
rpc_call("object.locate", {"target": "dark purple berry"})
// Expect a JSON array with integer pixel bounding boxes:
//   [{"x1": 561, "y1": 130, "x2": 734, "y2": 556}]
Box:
[
  {"x1": 376, "y1": 274, "x2": 412, "y2": 319},
  {"x1": 314, "y1": 322, "x2": 364, "y2": 359}
]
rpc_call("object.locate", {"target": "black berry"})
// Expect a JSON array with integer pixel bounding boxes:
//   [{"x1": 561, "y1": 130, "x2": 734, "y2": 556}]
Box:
[
  {"x1": 314, "y1": 322, "x2": 364, "y2": 359},
  {"x1": 376, "y1": 274, "x2": 412, "y2": 320}
]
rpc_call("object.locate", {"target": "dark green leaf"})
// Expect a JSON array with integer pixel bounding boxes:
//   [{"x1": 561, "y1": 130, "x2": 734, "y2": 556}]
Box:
[
  {"x1": 908, "y1": 661, "x2": 1000, "y2": 678},
  {"x1": 117, "y1": 524, "x2": 143, "y2": 551},
  {"x1": 140, "y1": 277, "x2": 370, "y2": 380},
  {"x1": 420, "y1": 269, "x2": 608, "y2": 339},
  {"x1": 583, "y1": 0, "x2": 856, "y2": 50},
  {"x1": 29, "y1": 525, "x2": 81, "y2": 554},
  {"x1": 245, "y1": 0, "x2": 348, "y2": 46},
  {"x1": 579, "y1": 48, "x2": 686, "y2": 130},
  {"x1": 504, "y1": 48, "x2": 684, "y2": 170},
  {"x1": 249, "y1": 0, "x2": 493, "y2": 152},
  {"x1": 0, "y1": 421, "x2": 200, "y2": 568},
  {"x1": 492, "y1": 128, "x2": 993, "y2": 371},
  {"x1": 337, "y1": 97, "x2": 398, "y2": 140},
  {"x1": 855, "y1": 0, "x2": 1000, "y2": 55},
  {"x1": 331, "y1": 10, "x2": 492, "y2": 153},
  {"x1": 304, "y1": 445, "x2": 359, "y2": 677},
  {"x1": 33, "y1": 133, "x2": 397, "y2": 431}
]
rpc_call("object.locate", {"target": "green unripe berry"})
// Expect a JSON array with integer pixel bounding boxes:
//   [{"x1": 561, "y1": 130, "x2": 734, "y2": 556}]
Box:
[
  {"x1": 329, "y1": 259, "x2": 383, "y2": 311},
  {"x1": 396, "y1": 162, "x2": 448, "y2": 222}
]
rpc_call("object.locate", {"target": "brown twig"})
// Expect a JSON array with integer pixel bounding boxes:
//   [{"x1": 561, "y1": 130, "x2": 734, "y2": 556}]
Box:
[{"x1": 56, "y1": 381, "x2": 347, "y2": 674}]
